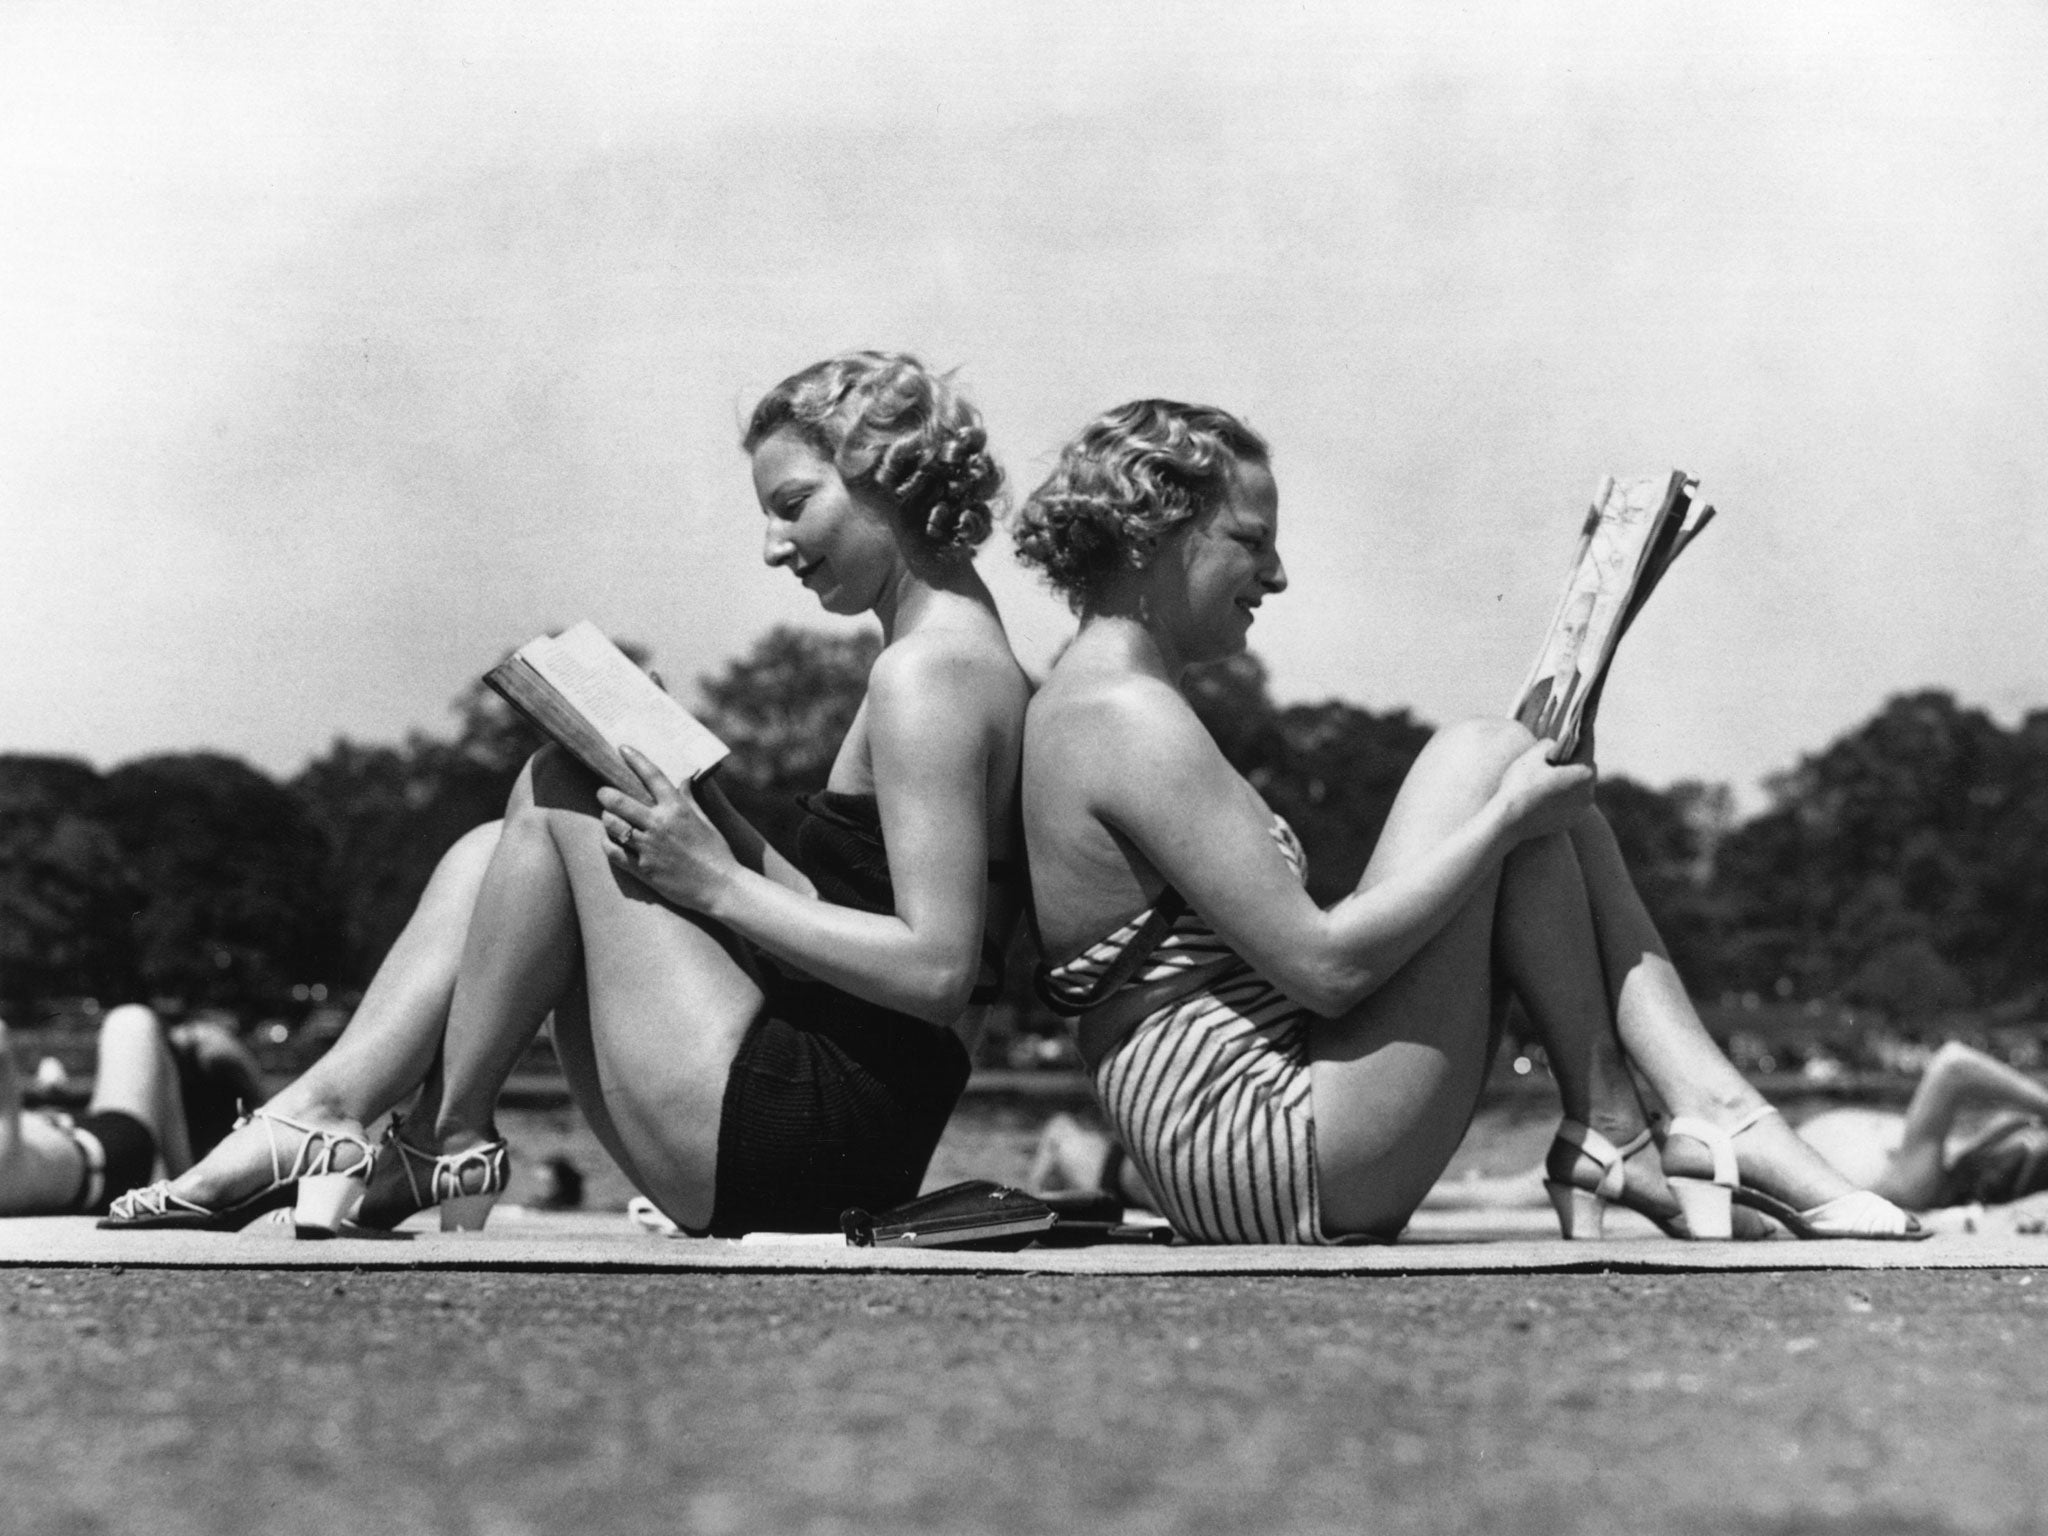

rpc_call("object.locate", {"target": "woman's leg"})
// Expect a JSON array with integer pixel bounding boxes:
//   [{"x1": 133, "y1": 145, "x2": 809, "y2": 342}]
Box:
[
  {"x1": 1311, "y1": 719, "x2": 1537, "y2": 1235},
  {"x1": 162, "y1": 820, "x2": 503, "y2": 1208},
  {"x1": 542, "y1": 980, "x2": 646, "y2": 1195},
  {"x1": 345, "y1": 795, "x2": 585, "y2": 1226},
  {"x1": 426, "y1": 787, "x2": 585, "y2": 1151},
  {"x1": 84, "y1": 1004, "x2": 193, "y2": 1175},
  {"x1": 1567, "y1": 810, "x2": 1860, "y2": 1210},
  {"x1": 1875, "y1": 1042, "x2": 2048, "y2": 1207},
  {"x1": 1493, "y1": 830, "x2": 1678, "y2": 1218},
  {"x1": 434, "y1": 750, "x2": 765, "y2": 1232}
]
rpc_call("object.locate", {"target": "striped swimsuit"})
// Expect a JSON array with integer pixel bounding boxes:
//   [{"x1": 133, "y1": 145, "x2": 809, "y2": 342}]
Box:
[{"x1": 1041, "y1": 820, "x2": 1342, "y2": 1245}]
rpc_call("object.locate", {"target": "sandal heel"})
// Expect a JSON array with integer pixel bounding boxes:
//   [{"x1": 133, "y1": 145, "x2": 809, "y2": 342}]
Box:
[
  {"x1": 1668, "y1": 1176, "x2": 1732, "y2": 1240},
  {"x1": 294, "y1": 1171, "x2": 367, "y2": 1237},
  {"x1": 1545, "y1": 1180, "x2": 1606, "y2": 1241},
  {"x1": 440, "y1": 1192, "x2": 500, "y2": 1233}
]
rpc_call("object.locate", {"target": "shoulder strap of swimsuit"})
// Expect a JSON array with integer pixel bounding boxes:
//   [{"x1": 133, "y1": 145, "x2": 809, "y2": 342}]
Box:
[{"x1": 1031, "y1": 886, "x2": 1190, "y2": 1018}]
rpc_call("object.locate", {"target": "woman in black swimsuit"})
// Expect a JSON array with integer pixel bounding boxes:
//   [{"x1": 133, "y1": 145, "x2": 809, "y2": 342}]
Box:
[{"x1": 106, "y1": 352, "x2": 1029, "y2": 1237}]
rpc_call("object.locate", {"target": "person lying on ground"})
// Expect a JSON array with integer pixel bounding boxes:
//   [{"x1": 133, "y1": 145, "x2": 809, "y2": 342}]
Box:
[
  {"x1": 1794, "y1": 1042, "x2": 2048, "y2": 1211},
  {"x1": 106, "y1": 351, "x2": 1031, "y2": 1238},
  {"x1": 0, "y1": 1006, "x2": 259, "y2": 1217},
  {"x1": 1012, "y1": 398, "x2": 1922, "y2": 1244}
]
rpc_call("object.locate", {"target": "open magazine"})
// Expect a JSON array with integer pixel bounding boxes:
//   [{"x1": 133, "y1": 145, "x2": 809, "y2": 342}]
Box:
[
  {"x1": 483, "y1": 621, "x2": 728, "y2": 797},
  {"x1": 1511, "y1": 471, "x2": 1716, "y2": 761}
]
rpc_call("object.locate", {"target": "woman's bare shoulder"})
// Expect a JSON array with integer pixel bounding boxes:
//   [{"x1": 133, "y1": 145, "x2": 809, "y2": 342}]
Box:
[
  {"x1": 873, "y1": 615, "x2": 1025, "y2": 696},
  {"x1": 1029, "y1": 661, "x2": 1202, "y2": 756}
]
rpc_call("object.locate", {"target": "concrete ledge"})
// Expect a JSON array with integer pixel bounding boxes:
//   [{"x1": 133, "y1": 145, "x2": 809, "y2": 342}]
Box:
[{"x1": 3, "y1": 1206, "x2": 2045, "y2": 1275}]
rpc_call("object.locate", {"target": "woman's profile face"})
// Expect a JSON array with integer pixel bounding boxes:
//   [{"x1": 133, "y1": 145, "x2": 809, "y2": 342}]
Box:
[
  {"x1": 752, "y1": 427, "x2": 901, "y2": 616},
  {"x1": 1157, "y1": 459, "x2": 1288, "y2": 664}
]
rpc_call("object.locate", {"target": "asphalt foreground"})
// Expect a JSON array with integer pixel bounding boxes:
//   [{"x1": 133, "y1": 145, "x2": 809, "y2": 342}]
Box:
[{"x1": 5, "y1": 1265, "x2": 2047, "y2": 1536}]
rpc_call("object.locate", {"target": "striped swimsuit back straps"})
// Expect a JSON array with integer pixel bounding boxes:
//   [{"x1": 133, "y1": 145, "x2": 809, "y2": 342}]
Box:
[{"x1": 1041, "y1": 819, "x2": 1340, "y2": 1245}]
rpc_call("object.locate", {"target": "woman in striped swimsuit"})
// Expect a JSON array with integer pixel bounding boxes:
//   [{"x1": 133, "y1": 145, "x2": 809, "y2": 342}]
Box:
[{"x1": 1014, "y1": 400, "x2": 1923, "y2": 1245}]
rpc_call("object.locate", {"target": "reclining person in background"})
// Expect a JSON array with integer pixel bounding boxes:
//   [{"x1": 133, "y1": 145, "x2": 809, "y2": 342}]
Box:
[
  {"x1": 1795, "y1": 1042, "x2": 2048, "y2": 1212},
  {"x1": 0, "y1": 1006, "x2": 262, "y2": 1217}
]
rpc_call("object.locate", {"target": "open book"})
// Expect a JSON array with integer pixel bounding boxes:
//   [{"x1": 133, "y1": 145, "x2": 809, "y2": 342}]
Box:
[
  {"x1": 1511, "y1": 471, "x2": 1716, "y2": 761},
  {"x1": 484, "y1": 621, "x2": 728, "y2": 797}
]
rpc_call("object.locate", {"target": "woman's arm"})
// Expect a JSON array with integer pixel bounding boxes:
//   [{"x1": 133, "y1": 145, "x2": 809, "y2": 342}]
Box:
[
  {"x1": 1090, "y1": 688, "x2": 1591, "y2": 1017},
  {"x1": 601, "y1": 639, "x2": 998, "y2": 1025}
]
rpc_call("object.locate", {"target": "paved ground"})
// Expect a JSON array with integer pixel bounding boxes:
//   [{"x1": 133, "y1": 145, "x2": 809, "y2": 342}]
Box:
[
  {"x1": 11, "y1": 1090, "x2": 2044, "y2": 1534},
  {"x1": 6, "y1": 1263, "x2": 2048, "y2": 1536}
]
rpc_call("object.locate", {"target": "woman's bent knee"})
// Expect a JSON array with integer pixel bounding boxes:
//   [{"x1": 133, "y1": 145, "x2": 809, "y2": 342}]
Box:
[
  {"x1": 439, "y1": 820, "x2": 504, "y2": 879},
  {"x1": 1390, "y1": 717, "x2": 1534, "y2": 818},
  {"x1": 98, "y1": 1004, "x2": 162, "y2": 1043}
]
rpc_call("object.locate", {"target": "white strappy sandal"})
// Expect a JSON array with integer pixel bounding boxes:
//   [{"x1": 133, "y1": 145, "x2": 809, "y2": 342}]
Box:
[
  {"x1": 1546, "y1": 1122, "x2": 1669, "y2": 1240},
  {"x1": 1664, "y1": 1104, "x2": 1928, "y2": 1241},
  {"x1": 100, "y1": 1107, "x2": 376, "y2": 1237},
  {"x1": 354, "y1": 1115, "x2": 509, "y2": 1232}
]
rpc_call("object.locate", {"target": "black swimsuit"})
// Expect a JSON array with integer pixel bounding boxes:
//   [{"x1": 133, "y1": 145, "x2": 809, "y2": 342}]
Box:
[{"x1": 702, "y1": 791, "x2": 998, "y2": 1236}]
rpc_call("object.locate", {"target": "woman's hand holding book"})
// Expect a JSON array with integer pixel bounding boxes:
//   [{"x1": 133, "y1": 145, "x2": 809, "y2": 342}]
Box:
[
  {"x1": 597, "y1": 746, "x2": 741, "y2": 913},
  {"x1": 1495, "y1": 739, "x2": 1597, "y2": 843}
]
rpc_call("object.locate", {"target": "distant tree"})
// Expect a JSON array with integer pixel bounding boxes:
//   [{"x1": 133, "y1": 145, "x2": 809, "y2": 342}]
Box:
[
  {"x1": 1842, "y1": 936, "x2": 1974, "y2": 1019},
  {"x1": 1710, "y1": 690, "x2": 2042, "y2": 1010},
  {"x1": 0, "y1": 756, "x2": 137, "y2": 1007},
  {"x1": 1975, "y1": 706, "x2": 2048, "y2": 995},
  {"x1": 99, "y1": 753, "x2": 346, "y2": 1011},
  {"x1": 292, "y1": 672, "x2": 544, "y2": 986}
]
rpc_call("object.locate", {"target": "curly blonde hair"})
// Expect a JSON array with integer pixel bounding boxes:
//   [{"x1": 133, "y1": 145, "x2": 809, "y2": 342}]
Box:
[
  {"x1": 742, "y1": 351, "x2": 1004, "y2": 558},
  {"x1": 1012, "y1": 399, "x2": 1269, "y2": 609}
]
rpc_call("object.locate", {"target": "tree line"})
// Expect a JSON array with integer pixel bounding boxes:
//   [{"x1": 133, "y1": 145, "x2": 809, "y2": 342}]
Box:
[{"x1": 3, "y1": 630, "x2": 2044, "y2": 1035}]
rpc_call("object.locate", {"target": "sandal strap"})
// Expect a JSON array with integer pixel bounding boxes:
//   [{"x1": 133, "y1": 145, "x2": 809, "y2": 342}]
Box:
[
  {"x1": 380, "y1": 1116, "x2": 509, "y2": 1205},
  {"x1": 248, "y1": 1108, "x2": 375, "y2": 1185},
  {"x1": 1667, "y1": 1104, "x2": 1782, "y2": 1188},
  {"x1": 1798, "y1": 1189, "x2": 1919, "y2": 1237},
  {"x1": 428, "y1": 1141, "x2": 509, "y2": 1203},
  {"x1": 107, "y1": 1180, "x2": 208, "y2": 1222},
  {"x1": 1554, "y1": 1121, "x2": 1653, "y2": 1202},
  {"x1": 382, "y1": 1115, "x2": 444, "y2": 1209}
]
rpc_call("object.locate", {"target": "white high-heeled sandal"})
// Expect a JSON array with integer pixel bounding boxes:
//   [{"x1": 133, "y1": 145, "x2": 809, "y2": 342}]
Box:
[
  {"x1": 1664, "y1": 1104, "x2": 1928, "y2": 1241},
  {"x1": 100, "y1": 1107, "x2": 375, "y2": 1237},
  {"x1": 358, "y1": 1117, "x2": 509, "y2": 1232},
  {"x1": 1545, "y1": 1122, "x2": 1699, "y2": 1240}
]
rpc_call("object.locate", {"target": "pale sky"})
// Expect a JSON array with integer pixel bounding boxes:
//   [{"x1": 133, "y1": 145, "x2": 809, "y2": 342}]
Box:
[{"x1": 4, "y1": 1, "x2": 2045, "y2": 807}]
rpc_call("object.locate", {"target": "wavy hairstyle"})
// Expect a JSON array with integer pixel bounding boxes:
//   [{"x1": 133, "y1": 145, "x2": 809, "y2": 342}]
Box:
[
  {"x1": 742, "y1": 351, "x2": 1004, "y2": 558},
  {"x1": 1011, "y1": 399, "x2": 1270, "y2": 609}
]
